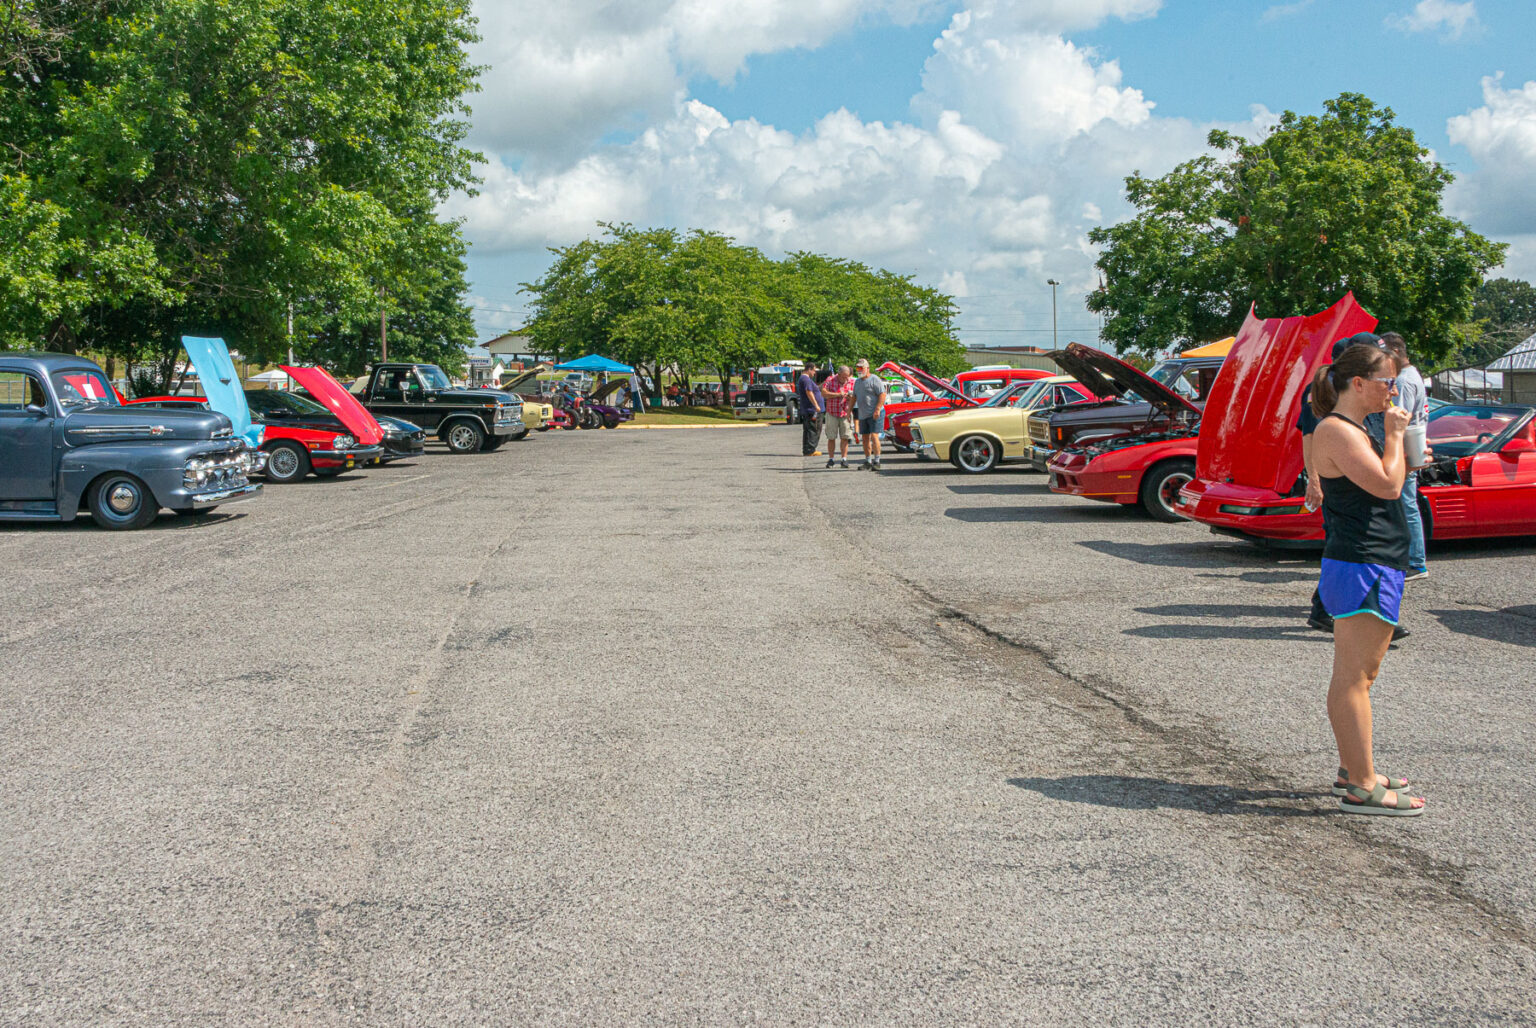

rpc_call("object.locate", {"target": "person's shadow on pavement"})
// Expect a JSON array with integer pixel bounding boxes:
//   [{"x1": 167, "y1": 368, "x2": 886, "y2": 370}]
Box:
[{"x1": 1006, "y1": 774, "x2": 1330, "y2": 817}]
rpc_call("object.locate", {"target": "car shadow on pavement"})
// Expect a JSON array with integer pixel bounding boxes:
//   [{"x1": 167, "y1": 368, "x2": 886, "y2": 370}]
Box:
[
  {"x1": 947, "y1": 506, "x2": 1142, "y2": 524},
  {"x1": 1006, "y1": 775, "x2": 1329, "y2": 816},
  {"x1": 946, "y1": 481, "x2": 1044, "y2": 495},
  {"x1": 1135, "y1": 602, "x2": 1306, "y2": 619},
  {"x1": 1196, "y1": 569, "x2": 1318, "y2": 585},
  {"x1": 1078, "y1": 539, "x2": 1265, "y2": 568},
  {"x1": 1124, "y1": 623, "x2": 1326, "y2": 641},
  {"x1": 1426, "y1": 606, "x2": 1536, "y2": 647}
]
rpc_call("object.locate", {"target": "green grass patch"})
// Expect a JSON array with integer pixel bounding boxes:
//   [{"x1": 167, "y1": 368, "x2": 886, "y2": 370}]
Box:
[{"x1": 628, "y1": 407, "x2": 750, "y2": 426}]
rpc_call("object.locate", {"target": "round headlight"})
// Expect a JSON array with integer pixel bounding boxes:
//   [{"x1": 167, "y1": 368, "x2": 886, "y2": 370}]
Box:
[{"x1": 333, "y1": 434, "x2": 355, "y2": 449}]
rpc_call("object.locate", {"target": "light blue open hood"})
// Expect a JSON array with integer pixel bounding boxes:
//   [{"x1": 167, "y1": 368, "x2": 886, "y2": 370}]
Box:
[{"x1": 182, "y1": 336, "x2": 263, "y2": 448}]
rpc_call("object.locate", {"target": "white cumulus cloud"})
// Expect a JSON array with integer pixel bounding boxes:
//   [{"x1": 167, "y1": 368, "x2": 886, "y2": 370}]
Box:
[
  {"x1": 1388, "y1": 0, "x2": 1479, "y2": 39},
  {"x1": 1446, "y1": 74, "x2": 1536, "y2": 234}
]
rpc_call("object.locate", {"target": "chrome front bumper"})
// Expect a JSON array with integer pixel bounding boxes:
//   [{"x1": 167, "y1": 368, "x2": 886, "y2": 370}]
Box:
[
  {"x1": 913, "y1": 443, "x2": 938, "y2": 459},
  {"x1": 189, "y1": 482, "x2": 263, "y2": 508},
  {"x1": 1028, "y1": 445, "x2": 1054, "y2": 472}
]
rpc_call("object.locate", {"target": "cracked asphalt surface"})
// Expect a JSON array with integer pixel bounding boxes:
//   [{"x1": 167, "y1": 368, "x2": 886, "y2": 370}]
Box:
[{"x1": 2, "y1": 426, "x2": 1533, "y2": 1025}]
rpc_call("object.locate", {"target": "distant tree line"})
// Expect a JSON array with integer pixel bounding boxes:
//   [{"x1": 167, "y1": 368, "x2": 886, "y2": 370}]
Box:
[
  {"x1": 0, "y1": 0, "x2": 481, "y2": 385},
  {"x1": 521, "y1": 223, "x2": 966, "y2": 399}
]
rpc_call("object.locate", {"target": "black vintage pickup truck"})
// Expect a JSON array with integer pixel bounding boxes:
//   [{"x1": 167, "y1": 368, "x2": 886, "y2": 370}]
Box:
[{"x1": 355, "y1": 362, "x2": 525, "y2": 454}]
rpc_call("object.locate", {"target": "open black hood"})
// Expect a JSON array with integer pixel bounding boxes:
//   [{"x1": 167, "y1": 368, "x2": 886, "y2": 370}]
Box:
[{"x1": 1047, "y1": 343, "x2": 1202, "y2": 417}]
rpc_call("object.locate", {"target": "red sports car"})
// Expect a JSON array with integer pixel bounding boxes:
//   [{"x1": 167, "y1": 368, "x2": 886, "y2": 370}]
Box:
[
  {"x1": 1175, "y1": 292, "x2": 1536, "y2": 543},
  {"x1": 1045, "y1": 347, "x2": 1205, "y2": 521},
  {"x1": 126, "y1": 390, "x2": 384, "y2": 483}
]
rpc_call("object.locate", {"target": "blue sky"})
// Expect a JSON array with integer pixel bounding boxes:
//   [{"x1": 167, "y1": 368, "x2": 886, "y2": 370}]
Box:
[{"x1": 452, "y1": 0, "x2": 1536, "y2": 353}]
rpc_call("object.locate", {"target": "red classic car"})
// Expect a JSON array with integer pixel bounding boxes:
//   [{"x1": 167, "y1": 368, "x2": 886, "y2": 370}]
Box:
[
  {"x1": 879, "y1": 363, "x2": 1054, "y2": 452},
  {"x1": 126, "y1": 384, "x2": 384, "y2": 483},
  {"x1": 1174, "y1": 292, "x2": 1536, "y2": 543},
  {"x1": 1045, "y1": 346, "x2": 1206, "y2": 521}
]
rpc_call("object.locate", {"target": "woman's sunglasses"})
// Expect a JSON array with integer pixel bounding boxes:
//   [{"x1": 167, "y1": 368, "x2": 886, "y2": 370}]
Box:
[{"x1": 1368, "y1": 376, "x2": 1398, "y2": 389}]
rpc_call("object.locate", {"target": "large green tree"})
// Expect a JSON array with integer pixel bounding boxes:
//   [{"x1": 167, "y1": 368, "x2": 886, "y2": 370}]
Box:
[
  {"x1": 1088, "y1": 93, "x2": 1506, "y2": 360},
  {"x1": 1, "y1": 0, "x2": 480, "y2": 382},
  {"x1": 521, "y1": 223, "x2": 964, "y2": 398}
]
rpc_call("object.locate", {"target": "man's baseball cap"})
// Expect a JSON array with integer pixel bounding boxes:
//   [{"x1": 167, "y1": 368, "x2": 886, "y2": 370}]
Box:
[
  {"x1": 1331, "y1": 331, "x2": 1387, "y2": 361},
  {"x1": 855, "y1": 358, "x2": 869, "y2": 367}
]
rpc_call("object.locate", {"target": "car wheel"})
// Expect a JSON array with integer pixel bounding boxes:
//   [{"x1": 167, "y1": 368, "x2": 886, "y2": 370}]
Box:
[
  {"x1": 951, "y1": 434, "x2": 1000, "y2": 474},
  {"x1": 265, "y1": 441, "x2": 310, "y2": 483},
  {"x1": 445, "y1": 420, "x2": 484, "y2": 453},
  {"x1": 87, "y1": 473, "x2": 158, "y2": 530},
  {"x1": 579, "y1": 409, "x2": 598, "y2": 430},
  {"x1": 602, "y1": 415, "x2": 620, "y2": 429},
  {"x1": 1140, "y1": 459, "x2": 1195, "y2": 522}
]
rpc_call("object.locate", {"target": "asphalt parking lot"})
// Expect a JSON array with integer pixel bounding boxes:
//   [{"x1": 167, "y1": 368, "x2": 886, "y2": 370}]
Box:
[{"x1": 3, "y1": 426, "x2": 1534, "y2": 1025}]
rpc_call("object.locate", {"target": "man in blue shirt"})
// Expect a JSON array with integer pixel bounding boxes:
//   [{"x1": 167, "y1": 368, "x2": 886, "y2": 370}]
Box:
[{"x1": 795, "y1": 362, "x2": 824, "y2": 456}]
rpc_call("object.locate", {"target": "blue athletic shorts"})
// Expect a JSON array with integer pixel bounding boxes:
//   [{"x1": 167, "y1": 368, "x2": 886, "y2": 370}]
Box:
[
  {"x1": 1318, "y1": 559, "x2": 1405, "y2": 625},
  {"x1": 858, "y1": 416, "x2": 878, "y2": 436}
]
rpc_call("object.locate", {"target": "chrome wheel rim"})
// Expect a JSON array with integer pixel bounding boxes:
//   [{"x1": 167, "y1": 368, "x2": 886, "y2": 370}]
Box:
[
  {"x1": 1159, "y1": 471, "x2": 1193, "y2": 516},
  {"x1": 269, "y1": 448, "x2": 299, "y2": 479},
  {"x1": 957, "y1": 437, "x2": 995, "y2": 471},
  {"x1": 108, "y1": 482, "x2": 139, "y2": 514},
  {"x1": 450, "y1": 424, "x2": 478, "y2": 450}
]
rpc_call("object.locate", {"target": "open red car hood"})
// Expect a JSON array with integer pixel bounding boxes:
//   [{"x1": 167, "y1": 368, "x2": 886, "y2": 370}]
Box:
[
  {"x1": 1048, "y1": 343, "x2": 1202, "y2": 416},
  {"x1": 878, "y1": 361, "x2": 975, "y2": 405},
  {"x1": 282, "y1": 365, "x2": 384, "y2": 444},
  {"x1": 1195, "y1": 293, "x2": 1377, "y2": 495}
]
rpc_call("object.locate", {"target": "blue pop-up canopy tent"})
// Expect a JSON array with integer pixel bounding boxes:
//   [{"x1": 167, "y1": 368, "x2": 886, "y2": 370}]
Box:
[{"x1": 552, "y1": 354, "x2": 634, "y2": 373}]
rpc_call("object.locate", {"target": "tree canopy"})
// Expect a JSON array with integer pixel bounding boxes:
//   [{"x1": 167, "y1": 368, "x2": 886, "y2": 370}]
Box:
[
  {"x1": 1, "y1": 0, "x2": 481, "y2": 381},
  {"x1": 1087, "y1": 93, "x2": 1506, "y2": 361},
  {"x1": 521, "y1": 223, "x2": 965, "y2": 391}
]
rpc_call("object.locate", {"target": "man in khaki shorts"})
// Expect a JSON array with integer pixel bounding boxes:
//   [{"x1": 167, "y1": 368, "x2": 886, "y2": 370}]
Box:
[{"x1": 822, "y1": 365, "x2": 854, "y2": 467}]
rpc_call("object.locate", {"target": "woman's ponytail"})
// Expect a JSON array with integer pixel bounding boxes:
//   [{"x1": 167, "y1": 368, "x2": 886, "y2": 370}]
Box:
[{"x1": 1310, "y1": 364, "x2": 1338, "y2": 418}]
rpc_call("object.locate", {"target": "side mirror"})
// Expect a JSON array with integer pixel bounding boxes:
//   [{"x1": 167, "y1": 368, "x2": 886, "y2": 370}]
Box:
[{"x1": 25, "y1": 403, "x2": 48, "y2": 417}]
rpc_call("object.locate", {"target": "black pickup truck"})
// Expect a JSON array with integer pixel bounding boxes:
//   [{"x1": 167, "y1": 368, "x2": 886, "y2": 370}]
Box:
[{"x1": 355, "y1": 363, "x2": 525, "y2": 454}]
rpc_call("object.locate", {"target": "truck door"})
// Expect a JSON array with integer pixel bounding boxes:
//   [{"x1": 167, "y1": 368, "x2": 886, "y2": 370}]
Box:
[{"x1": 0, "y1": 371, "x2": 56, "y2": 501}]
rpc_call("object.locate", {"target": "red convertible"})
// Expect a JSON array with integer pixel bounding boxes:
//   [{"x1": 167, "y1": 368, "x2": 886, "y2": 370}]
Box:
[
  {"x1": 1175, "y1": 292, "x2": 1536, "y2": 542},
  {"x1": 1045, "y1": 346, "x2": 1205, "y2": 521}
]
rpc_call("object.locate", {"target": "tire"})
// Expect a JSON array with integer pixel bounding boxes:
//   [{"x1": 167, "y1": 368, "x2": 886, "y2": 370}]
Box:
[
  {"x1": 950, "y1": 434, "x2": 1000, "y2": 474},
  {"x1": 579, "y1": 409, "x2": 599, "y2": 430},
  {"x1": 87, "y1": 472, "x2": 158, "y2": 530},
  {"x1": 1139, "y1": 459, "x2": 1196, "y2": 522},
  {"x1": 444, "y1": 419, "x2": 484, "y2": 454},
  {"x1": 602, "y1": 415, "x2": 620, "y2": 429},
  {"x1": 265, "y1": 441, "x2": 310, "y2": 483}
]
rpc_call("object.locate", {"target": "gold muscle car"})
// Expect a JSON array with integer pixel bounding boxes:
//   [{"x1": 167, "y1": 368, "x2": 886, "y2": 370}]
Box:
[{"x1": 909, "y1": 375, "x2": 1095, "y2": 473}]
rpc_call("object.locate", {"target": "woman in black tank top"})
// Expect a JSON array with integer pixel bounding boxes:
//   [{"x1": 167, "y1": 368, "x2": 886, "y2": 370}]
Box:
[{"x1": 1308, "y1": 344, "x2": 1424, "y2": 816}]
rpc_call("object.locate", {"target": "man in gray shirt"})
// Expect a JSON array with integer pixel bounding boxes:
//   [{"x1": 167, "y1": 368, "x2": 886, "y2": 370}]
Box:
[
  {"x1": 1378, "y1": 332, "x2": 1429, "y2": 579},
  {"x1": 852, "y1": 358, "x2": 888, "y2": 470}
]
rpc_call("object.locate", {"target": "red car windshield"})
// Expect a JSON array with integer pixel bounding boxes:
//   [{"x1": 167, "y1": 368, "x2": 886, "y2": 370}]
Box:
[{"x1": 51, "y1": 369, "x2": 118, "y2": 408}]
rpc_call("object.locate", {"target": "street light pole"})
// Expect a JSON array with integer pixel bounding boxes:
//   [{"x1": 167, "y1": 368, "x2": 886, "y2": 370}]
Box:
[{"x1": 1046, "y1": 279, "x2": 1059, "y2": 349}]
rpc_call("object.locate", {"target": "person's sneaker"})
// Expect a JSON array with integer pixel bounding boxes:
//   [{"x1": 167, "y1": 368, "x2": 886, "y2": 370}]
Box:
[
  {"x1": 811, "y1": 450, "x2": 823, "y2": 456},
  {"x1": 1391, "y1": 625, "x2": 1411, "y2": 641},
  {"x1": 1404, "y1": 569, "x2": 1429, "y2": 582},
  {"x1": 840, "y1": 460, "x2": 849, "y2": 469},
  {"x1": 1307, "y1": 614, "x2": 1335, "y2": 634},
  {"x1": 872, "y1": 460, "x2": 882, "y2": 471},
  {"x1": 826, "y1": 458, "x2": 835, "y2": 468}
]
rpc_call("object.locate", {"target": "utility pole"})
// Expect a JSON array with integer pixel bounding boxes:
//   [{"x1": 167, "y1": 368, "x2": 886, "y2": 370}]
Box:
[
  {"x1": 1046, "y1": 279, "x2": 1060, "y2": 349},
  {"x1": 379, "y1": 288, "x2": 388, "y2": 361},
  {"x1": 286, "y1": 301, "x2": 294, "y2": 388}
]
